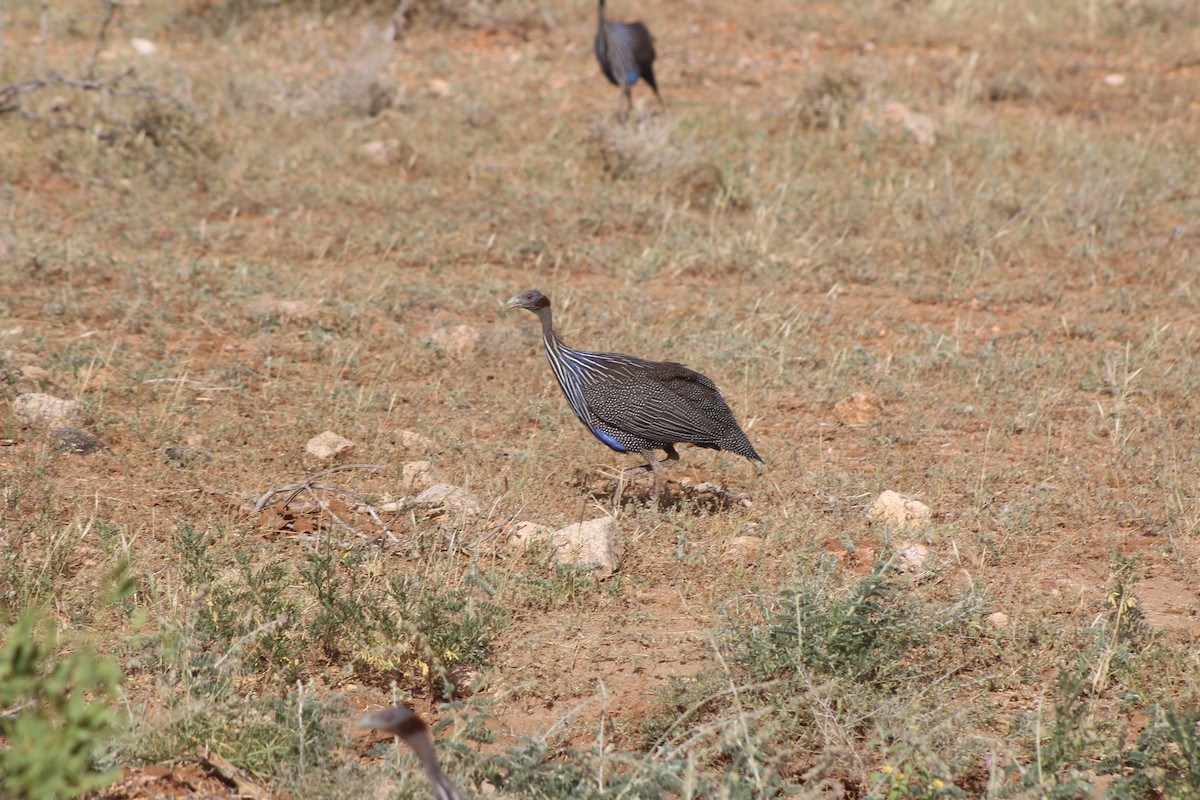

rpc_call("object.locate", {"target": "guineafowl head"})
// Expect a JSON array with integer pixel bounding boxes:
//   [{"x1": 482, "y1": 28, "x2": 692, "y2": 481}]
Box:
[
  {"x1": 358, "y1": 705, "x2": 425, "y2": 740},
  {"x1": 506, "y1": 289, "x2": 550, "y2": 312}
]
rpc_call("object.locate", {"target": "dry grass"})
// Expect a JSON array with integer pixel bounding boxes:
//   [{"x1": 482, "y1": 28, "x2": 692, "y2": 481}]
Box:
[{"x1": 2, "y1": 0, "x2": 1200, "y2": 797}]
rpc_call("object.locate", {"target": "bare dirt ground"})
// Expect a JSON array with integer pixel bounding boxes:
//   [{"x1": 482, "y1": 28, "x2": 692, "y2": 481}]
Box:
[{"x1": 3, "y1": 0, "x2": 1200, "y2": 797}]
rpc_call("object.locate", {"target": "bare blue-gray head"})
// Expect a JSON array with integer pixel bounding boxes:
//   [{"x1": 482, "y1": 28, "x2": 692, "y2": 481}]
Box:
[
  {"x1": 358, "y1": 705, "x2": 467, "y2": 800},
  {"x1": 507, "y1": 288, "x2": 762, "y2": 499}
]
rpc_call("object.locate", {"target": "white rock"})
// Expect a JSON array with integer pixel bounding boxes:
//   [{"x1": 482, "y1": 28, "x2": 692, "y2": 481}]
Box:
[
  {"x1": 723, "y1": 535, "x2": 763, "y2": 567},
  {"x1": 428, "y1": 79, "x2": 453, "y2": 98},
  {"x1": 401, "y1": 460, "x2": 439, "y2": 492},
  {"x1": 867, "y1": 490, "x2": 931, "y2": 529},
  {"x1": 509, "y1": 520, "x2": 555, "y2": 548},
  {"x1": 358, "y1": 139, "x2": 414, "y2": 167},
  {"x1": 986, "y1": 611, "x2": 1009, "y2": 629},
  {"x1": 514, "y1": 517, "x2": 624, "y2": 579},
  {"x1": 12, "y1": 393, "x2": 92, "y2": 428},
  {"x1": 130, "y1": 37, "x2": 157, "y2": 56},
  {"x1": 397, "y1": 429, "x2": 436, "y2": 452},
  {"x1": 414, "y1": 484, "x2": 486, "y2": 518},
  {"x1": 306, "y1": 430, "x2": 355, "y2": 461},
  {"x1": 898, "y1": 542, "x2": 931, "y2": 572}
]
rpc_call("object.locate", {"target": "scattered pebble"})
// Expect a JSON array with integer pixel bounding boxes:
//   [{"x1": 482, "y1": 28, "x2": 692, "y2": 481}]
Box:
[
  {"x1": 359, "y1": 139, "x2": 415, "y2": 168},
  {"x1": 986, "y1": 611, "x2": 1010, "y2": 629},
  {"x1": 1103, "y1": 73, "x2": 1126, "y2": 87},
  {"x1": 49, "y1": 427, "x2": 106, "y2": 455},
  {"x1": 165, "y1": 445, "x2": 212, "y2": 466},
  {"x1": 13, "y1": 393, "x2": 92, "y2": 428},
  {"x1": 898, "y1": 542, "x2": 931, "y2": 572},
  {"x1": 512, "y1": 517, "x2": 624, "y2": 579},
  {"x1": 396, "y1": 429, "x2": 436, "y2": 452},
  {"x1": 130, "y1": 38, "x2": 157, "y2": 56},
  {"x1": 427, "y1": 78, "x2": 453, "y2": 98},
  {"x1": 20, "y1": 365, "x2": 53, "y2": 383},
  {"x1": 722, "y1": 535, "x2": 763, "y2": 567},
  {"x1": 867, "y1": 490, "x2": 931, "y2": 529},
  {"x1": 401, "y1": 460, "x2": 439, "y2": 492},
  {"x1": 306, "y1": 431, "x2": 355, "y2": 461},
  {"x1": 834, "y1": 391, "x2": 882, "y2": 425},
  {"x1": 414, "y1": 483, "x2": 486, "y2": 518}
]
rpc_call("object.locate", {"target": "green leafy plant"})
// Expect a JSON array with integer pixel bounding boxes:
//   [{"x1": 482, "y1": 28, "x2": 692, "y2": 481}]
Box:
[
  {"x1": 0, "y1": 608, "x2": 122, "y2": 800},
  {"x1": 1102, "y1": 704, "x2": 1200, "y2": 800}
]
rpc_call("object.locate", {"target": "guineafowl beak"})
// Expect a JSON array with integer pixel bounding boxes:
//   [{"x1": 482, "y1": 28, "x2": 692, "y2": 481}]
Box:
[{"x1": 505, "y1": 294, "x2": 524, "y2": 310}]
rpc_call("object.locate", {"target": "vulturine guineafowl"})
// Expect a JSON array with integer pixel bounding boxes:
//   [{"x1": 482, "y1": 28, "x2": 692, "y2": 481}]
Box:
[
  {"x1": 594, "y1": 0, "x2": 662, "y2": 115},
  {"x1": 507, "y1": 289, "x2": 762, "y2": 499},
  {"x1": 359, "y1": 705, "x2": 467, "y2": 800}
]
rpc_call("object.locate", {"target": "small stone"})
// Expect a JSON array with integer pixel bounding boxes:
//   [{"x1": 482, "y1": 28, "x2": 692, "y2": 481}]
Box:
[
  {"x1": 898, "y1": 542, "x2": 931, "y2": 572},
  {"x1": 986, "y1": 611, "x2": 1009, "y2": 629},
  {"x1": 20, "y1": 365, "x2": 52, "y2": 383},
  {"x1": 130, "y1": 37, "x2": 157, "y2": 56},
  {"x1": 13, "y1": 393, "x2": 93, "y2": 428},
  {"x1": 834, "y1": 391, "x2": 882, "y2": 425},
  {"x1": 165, "y1": 445, "x2": 213, "y2": 466},
  {"x1": 723, "y1": 535, "x2": 763, "y2": 567},
  {"x1": 401, "y1": 460, "x2": 439, "y2": 492},
  {"x1": 242, "y1": 298, "x2": 319, "y2": 319},
  {"x1": 306, "y1": 430, "x2": 355, "y2": 461},
  {"x1": 428, "y1": 79, "x2": 453, "y2": 98},
  {"x1": 514, "y1": 517, "x2": 623, "y2": 579},
  {"x1": 359, "y1": 139, "x2": 415, "y2": 168},
  {"x1": 866, "y1": 490, "x2": 931, "y2": 529},
  {"x1": 397, "y1": 429, "x2": 436, "y2": 452},
  {"x1": 414, "y1": 484, "x2": 486, "y2": 518},
  {"x1": 1103, "y1": 73, "x2": 1126, "y2": 87},
  {"x1": 509, "y1": 520, "x2": 555, "y2": 549},
  {"x1": 431, "y1": 324, "x2": 481, "y2": 357},
  {"x1": 49, "y1": 427, "x2": 105, "y2": 455}
]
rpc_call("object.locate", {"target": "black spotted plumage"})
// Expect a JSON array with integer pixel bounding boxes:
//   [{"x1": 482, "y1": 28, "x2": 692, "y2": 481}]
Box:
[
  {"x1": 594, "y1": 0, "x2": 662, "y2": 114},
  {"x1": 507, "y1": 289, "x2": 762, "y2": 497}
]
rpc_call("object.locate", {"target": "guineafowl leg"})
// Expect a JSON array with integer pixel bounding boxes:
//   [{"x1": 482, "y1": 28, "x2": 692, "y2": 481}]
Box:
[{"x1": 615, "y1": 447, "x2": 679, "y2": 501}]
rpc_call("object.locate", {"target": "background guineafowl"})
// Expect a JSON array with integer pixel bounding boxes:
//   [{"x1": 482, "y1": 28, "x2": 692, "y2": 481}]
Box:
[{"x1": 594, "y1": 0, "x2": 662, "y2": 115}]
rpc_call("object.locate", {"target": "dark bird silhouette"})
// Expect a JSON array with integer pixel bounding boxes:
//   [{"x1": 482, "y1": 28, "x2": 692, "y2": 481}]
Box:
[
  {"x1": 507, "y1": 289, "x2": 762, "y2": 498},
  {"x1": 359, "y1": 705, "x2": 467, "y2": 800},
  {"x1": 594, "y1": 0, "x2": 662, "y2": 115}
]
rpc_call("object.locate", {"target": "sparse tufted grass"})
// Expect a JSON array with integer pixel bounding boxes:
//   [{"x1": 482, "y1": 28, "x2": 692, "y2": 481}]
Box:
[{"x1": 2, "y1": 0, "x2": 1200, "y2": 796}]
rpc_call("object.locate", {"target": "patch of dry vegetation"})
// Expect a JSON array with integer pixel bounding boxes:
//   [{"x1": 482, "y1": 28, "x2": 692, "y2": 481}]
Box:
[{"x1": 2, "y1": 0, "x2": 1200, "y2": 797}]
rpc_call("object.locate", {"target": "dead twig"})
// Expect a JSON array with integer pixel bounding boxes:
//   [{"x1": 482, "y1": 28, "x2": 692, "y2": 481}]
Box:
[
  {"x1": 87, "y1": 0, "x2": 122, "y2": 79},
  {"x1": 252, "y1": 464, "x2": 386, "y2": 513},
  {"x1": 1, "y1": 67, "x2": 135, "y2": 115}
]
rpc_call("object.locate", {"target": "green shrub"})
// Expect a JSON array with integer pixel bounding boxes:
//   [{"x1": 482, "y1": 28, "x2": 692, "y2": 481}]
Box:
[{"x1": 0, "y1": 608, "x2": 122, "y2": 800}]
